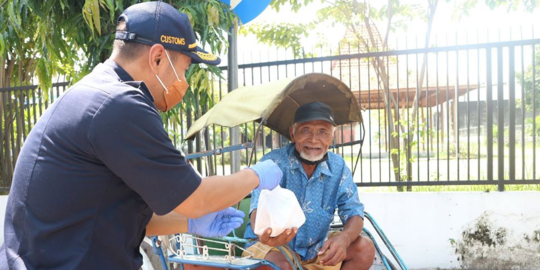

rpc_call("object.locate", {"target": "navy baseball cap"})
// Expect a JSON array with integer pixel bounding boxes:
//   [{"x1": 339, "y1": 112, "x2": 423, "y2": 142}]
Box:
[
  {"x1": 294, "y1": 102, "x2": 336, "y2": 125},
  {"x1": 115, "y1": 1, "x2": 221, "y2": 65}
]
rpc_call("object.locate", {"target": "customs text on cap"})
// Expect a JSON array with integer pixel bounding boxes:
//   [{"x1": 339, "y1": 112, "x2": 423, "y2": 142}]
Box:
[
  {"x1": 294, "y1": 102, "x2": 336, "y2": 126},
  {"x1": 115, "y1": 1, "x2": 221, "y2": 65}
]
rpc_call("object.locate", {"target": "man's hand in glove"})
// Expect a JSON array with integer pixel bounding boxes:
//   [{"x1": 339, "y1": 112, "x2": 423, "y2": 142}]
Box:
[
  {"x1": 188, "y1": 207, "x2": 245, "y2": 237},
  {"x1": 248, "y1": 160, "x2": 283, "y2": 190}
]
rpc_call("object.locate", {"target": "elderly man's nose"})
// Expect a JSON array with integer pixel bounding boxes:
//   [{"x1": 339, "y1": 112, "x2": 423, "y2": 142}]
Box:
[{"x1": 307, "y1": 131, "x2": 318, "y2": 140}]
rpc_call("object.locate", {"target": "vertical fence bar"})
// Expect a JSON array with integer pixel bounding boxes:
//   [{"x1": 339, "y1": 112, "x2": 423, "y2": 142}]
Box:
[
  {"x1": 14, "y1": 89, "x2": 21, "y2": 164},
  {"x1": 415, "y1": 52, "x2": 420, "y2": 184},
  {"x1": 0, "y1": 92, "x2": 5, "y2": 186},
  {"x1": 477, "y1": 44, "x2": 482, "y2": 181},
  {"x1": 396, "y1": 52, "x2": 401, "y2": 185},
  {"x1": 455, "y1": 45, "x2": 460, "y2": 182},
  {"x1": 520, "y1": 41, "x2": 525, "y2": 180},
  {"x1": 496, "y1": 46, "x2": 505, "y2": 190},
  {"x1": 486, "y1": 47, "x2": 494, "y2": 182},
  {"x1": 533, "y1": 44, "x2": 537, "y2": 180},
  {"x1": 376, "y1": 58, "x2": 384, "y2": 183},
  {"x1": 436, "y1": 48, "x2": 440, "y2": 182},
  {"x1": 464, "y1": 47, "x2": 471, "y2": 181},
  {"x1": 508, "y1": 46, "x2": 516, "y2": 182},
  {"x1": 426, "y1": 52, "x2": 431, "y2": 182},
  {"x1": 385, "y1": 56, "x2": 393, "y2": 185},
  {"x1": 445, "y1": 45, "x2": 450, "y2": 182},
  {"x1": 405, "y1": 40, "x2": 411, "y2": 185},
  {"x1": 349, "y1": 46, "x2": 354, "y2": 169},
  {"x1": 7, "y1": 90, "x2": 14, "y2": 182},
  {"x1": 219, "y1": 76, "x2": 225, "y2": 175},
  {"x1": 31, "y1": 88, "x2": 37, "y2": 131},
  {"x1": 14, "y1": 87, "x2": 22, "y2": 165},
  {"x1": 20, "y1": 90, "x2": 27, "y2": 141},
  {"x1": 367, "y1": 56, "x2": 373, "y2": 184},
  {"x1": 425, "y1": 52, "x2": 430, "y2": 183}
]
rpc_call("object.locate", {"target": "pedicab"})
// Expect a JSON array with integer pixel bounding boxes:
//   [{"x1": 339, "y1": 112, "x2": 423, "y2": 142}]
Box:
[{"x1": 151, "y1": 73, "x2": 408, "y2": 270}]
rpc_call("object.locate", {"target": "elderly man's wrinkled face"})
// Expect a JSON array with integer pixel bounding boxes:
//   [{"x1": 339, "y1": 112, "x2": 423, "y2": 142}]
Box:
[{"x1": 290, "y1": 120, "x2": 335, "y2": 162}]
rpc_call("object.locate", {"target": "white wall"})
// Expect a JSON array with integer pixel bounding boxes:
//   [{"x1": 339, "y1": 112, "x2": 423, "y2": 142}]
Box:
[
  {"x1": 360, "y1": 192, "x2": 540, "y2": 270},
  {"x1": 1, "y1": 192, "x2": 539, "y2": 270}
]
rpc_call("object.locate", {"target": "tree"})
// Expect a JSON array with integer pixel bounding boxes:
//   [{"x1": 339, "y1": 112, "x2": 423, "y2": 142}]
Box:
[{"x1": 0, "y1": 0, "x2": 237, "y2": 183}]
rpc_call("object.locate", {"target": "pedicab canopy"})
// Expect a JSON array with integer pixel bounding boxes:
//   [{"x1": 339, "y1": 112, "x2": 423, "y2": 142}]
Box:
[{"x1": 185, "y1": 73, "x2": 362, "y2": 141}]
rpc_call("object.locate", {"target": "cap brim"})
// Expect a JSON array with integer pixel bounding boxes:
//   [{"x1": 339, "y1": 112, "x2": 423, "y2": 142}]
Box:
[
  {"x1": 182, "y1": 47, "x2": 221, "y2": 66},
  {"x1": 295, "y1": 116, "x2": 336, "y2": 126}
]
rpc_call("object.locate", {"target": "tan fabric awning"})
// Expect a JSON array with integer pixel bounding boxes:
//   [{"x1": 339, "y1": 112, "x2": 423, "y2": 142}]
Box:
[{"x1": 185, "y1": 73, "x2": 362, "y2": 140}]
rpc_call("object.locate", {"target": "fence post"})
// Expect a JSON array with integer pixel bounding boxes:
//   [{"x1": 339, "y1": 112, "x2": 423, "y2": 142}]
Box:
[{"x1": 228, "y1": 25, "x2": 241, "y2": 173}]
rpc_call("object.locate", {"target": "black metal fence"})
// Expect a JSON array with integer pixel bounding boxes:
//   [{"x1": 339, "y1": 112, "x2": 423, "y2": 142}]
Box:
[
  {"x1": 0, "y1": 82, "x2": 70, "y2": 192},
  {"x1": 2, "y1": 38, "x2": 540, "y2": 192}
]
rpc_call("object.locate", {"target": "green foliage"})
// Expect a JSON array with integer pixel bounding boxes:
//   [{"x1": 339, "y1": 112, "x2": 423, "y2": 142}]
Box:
[
  {"x1": 270, "y1": 0, "x2": 322, "y2": 12},
  {"x1": 0, "y1": 1, "x2": 237, "y2": 182},
  {"x1": 517, "y1": 45, "x2": 540, "y2": 113},
  {"x1": 240, "y1": 23, "x2": 313, "y2": 58},
  {"x1": 242, "y1": 0, "x2": 423, "y2": 58},
  {"x1": 444, "y1": 140, "x2": 484, "y2": 159},
  {"x1": 525, "y1": 115, "x2": 540, "y2": 140},
  {"x1": 1, "y1": 0, "x2": 237, "y2": 151},
  {"x1": 449, "y1": 0, "x2": 539, "y2": 19},
  {"x1": 491, "y1": 124, "x2": 510, "y2": 146},
  {"x1": 1, "y1": 0, "x2": 235, "y2": 91}
]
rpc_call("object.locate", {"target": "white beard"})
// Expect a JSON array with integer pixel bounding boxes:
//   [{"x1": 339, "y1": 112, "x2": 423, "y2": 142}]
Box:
[{"x1": 299, "y1": 151, "x2": 325, "y2": 162}]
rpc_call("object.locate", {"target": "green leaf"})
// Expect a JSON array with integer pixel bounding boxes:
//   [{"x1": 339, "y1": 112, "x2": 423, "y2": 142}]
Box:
[
  {"x1": 0, "y1": 34, "x2": 4, "y2": 55},
  {"x1": 105, "y1": 0, "x2": 115, "y2": 22},
  {"x1": 36, "y1": 57, "x2": 52, "y2": 94},
  {"x1": 92, "y1": 0, "x2": 102, "y2": 36}
]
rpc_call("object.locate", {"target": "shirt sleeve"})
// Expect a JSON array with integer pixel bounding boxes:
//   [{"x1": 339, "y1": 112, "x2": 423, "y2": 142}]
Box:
[
  {"x1": 88, "y1": 89, "x2": 200, "y2": 215},
  {"x1": 336, "y1": 165, "x2": 364, "y2": 223}
]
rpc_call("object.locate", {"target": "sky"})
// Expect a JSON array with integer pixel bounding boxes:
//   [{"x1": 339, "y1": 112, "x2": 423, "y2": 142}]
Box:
[{"x1": 230, "y1": 0, "x2": 539, "y2": 59}]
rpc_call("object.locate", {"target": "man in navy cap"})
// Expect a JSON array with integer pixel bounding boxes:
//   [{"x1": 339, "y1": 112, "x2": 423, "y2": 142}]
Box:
[
  {"x1": 0, "y1": 2, "x2": 282, "y2": 269},
  {"x1": 242, "y1": 102, "x2": 375, "y2": 270}
]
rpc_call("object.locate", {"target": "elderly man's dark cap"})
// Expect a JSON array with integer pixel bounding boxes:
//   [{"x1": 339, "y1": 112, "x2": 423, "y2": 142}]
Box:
[{"x1": 294, "y1": 102, "x2": 336, "y2": 125}]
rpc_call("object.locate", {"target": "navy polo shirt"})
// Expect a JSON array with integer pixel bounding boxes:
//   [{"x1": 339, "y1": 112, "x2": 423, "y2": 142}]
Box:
[{"x1": 0, "y1": 60, "x2": 201, "y2": 269}]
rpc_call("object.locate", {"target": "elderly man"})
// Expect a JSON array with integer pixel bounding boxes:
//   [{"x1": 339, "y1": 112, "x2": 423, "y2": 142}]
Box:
[
  {"x1": 0, "y1": 2, "x2": 281, "y2": 269},
  {"x1": 243, "y1": 102, "x2": 375, "y2": 270}
]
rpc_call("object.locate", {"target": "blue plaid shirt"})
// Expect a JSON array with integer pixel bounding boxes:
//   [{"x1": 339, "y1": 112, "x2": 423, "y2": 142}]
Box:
[{"x1": 244, "y1": 143, "x2": 364, "y2": 261}]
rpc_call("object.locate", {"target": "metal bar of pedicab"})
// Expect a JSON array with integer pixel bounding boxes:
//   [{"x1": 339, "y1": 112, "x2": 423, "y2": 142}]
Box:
[
  {"x1": 364, "y1": 212, "x2": 409, "y2": 270},
  {"x1": 328, "y1": 139, "x2": 364, "y2": 149},
  {"x1": 151, "y1": 236, "x2": 174, "y2": 270},
  {"x1": 184, "y1": 142, "x2": 254, "y2": 160},
  {"x1": 247, "y1": 120, "x2": 266, "y2": 167},
  {"x1": 362, "y1": 228, "x2": 395, "y2": 270}
]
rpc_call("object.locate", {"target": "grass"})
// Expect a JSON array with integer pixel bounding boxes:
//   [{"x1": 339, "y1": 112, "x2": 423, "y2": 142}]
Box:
[{"x1": 359, "y1": 184, "x2": 540, "y2": 193}]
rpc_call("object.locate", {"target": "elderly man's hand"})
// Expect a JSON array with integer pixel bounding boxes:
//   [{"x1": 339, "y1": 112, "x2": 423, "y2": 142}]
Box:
[
  {"x1": 317, "y1": 234, "x2": 349, "y2": 266},
  {"x1": 188, "y1": 207, "x2": 245, "y2": 237},
  {"x1": 258, "y1": 227, "x2": 298, "y2": 247}
]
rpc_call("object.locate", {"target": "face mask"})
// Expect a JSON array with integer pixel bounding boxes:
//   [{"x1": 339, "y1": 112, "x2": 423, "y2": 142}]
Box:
[{"x1": 154, "y1": 50, "x2": 189, "y2": 112}]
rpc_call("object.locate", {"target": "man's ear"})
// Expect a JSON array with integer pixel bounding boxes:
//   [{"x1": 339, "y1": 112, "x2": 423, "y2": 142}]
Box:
[
  {"x1": 148, "y1": 44, "x2": 165, "y2": 74},
  {"x1": 289, "y1": 126, "x2": 295, "y2": 142}
]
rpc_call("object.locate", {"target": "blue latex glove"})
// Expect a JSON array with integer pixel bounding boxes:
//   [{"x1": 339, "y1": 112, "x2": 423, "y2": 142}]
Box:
[
  {"x1": 248, "y1": 160, "x2": 283, "y2": 190},
  {"x1": 188, "y1": 207, "x2": 245, "y2": 237}
]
